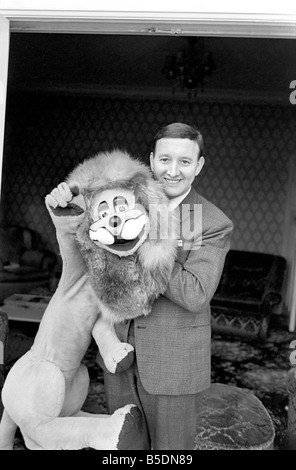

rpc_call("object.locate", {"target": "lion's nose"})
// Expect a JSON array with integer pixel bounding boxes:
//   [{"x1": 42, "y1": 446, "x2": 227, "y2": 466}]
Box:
[{"x1": 109, "y1": 215, "x2": 122, "y2": 228}]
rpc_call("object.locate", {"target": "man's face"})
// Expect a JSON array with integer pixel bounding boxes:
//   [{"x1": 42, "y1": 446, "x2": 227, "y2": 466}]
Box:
[{"x1": 150, "y1": 138, "x2": 204, "y2": 199}]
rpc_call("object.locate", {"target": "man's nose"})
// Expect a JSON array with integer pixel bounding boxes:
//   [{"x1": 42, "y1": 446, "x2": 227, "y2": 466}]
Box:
[{"x1": 167, "y1": 163, "x2": 180, "y2": 177}]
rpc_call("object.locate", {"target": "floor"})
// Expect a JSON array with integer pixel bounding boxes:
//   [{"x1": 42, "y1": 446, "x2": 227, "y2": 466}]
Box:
[{"x1": 1, "y1": 314, "x2": 296, "y2": 450}]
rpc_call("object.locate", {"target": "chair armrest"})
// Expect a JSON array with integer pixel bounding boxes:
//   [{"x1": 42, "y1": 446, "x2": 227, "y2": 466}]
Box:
[
  {"x1": 20, "y1": 249, "x2": 56, "y2": 272},
  {"x1": 264, "y1": 256, "x2": 286, "y2": 293},
  {"x1": 262, "y1": 291, "x2": 282, "y2": 309}
]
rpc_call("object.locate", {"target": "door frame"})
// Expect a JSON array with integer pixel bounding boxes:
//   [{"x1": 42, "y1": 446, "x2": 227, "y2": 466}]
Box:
[
  {"x1": 1, "y1": 5, "x2": 295, "y2": 194},
  {"x1": 0, "y1": 4, "x2": 296, "y2": 327}
]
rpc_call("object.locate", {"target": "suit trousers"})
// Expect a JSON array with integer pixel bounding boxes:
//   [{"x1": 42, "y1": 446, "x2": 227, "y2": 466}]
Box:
[{"x1": 103, "y1": 322, "x2": 201, "y2": 450}]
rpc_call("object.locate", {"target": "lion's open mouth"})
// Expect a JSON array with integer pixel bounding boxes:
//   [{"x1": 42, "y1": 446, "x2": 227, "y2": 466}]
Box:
[
  {"x1": 112, "y1": 237, "x2": 140, "y2": 251},
  {"x1": 110, "y1": 227, "x2": 146, "y2": 253},
  {"x1": 114, "y1": 236, "x2": 136, "y2": 245}
]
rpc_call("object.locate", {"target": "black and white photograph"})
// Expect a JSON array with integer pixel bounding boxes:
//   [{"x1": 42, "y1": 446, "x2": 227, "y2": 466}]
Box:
[{"x1": 0, "y1": 0, "x2": 296, "y2": 453}]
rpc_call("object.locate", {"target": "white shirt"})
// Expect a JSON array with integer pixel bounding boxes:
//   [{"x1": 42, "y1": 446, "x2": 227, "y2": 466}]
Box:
[{"x1": 168, "y1": 186, "x2": 191, "y2": 211}]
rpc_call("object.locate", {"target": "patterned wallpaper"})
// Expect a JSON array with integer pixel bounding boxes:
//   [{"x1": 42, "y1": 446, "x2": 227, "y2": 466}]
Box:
[{"x1": 0, "y1": 93, "x2": 295, "y2": 261}]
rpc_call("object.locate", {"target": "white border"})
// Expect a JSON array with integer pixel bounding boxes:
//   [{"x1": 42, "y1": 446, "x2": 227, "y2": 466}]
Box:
[
  {"x1": 0, "y1": 16, "x2": 9, "y2": 203},
  {"x1": 0, "y1": 0, "x2": 296, "y2": 14},
  {"x1": 0, "y1": 2, "x2": 295, "y2": 37}
]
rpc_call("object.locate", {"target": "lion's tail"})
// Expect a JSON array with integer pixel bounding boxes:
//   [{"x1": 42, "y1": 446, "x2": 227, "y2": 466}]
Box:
[{"x1": 0, "y1": 408, "x2": 17, "y2": 450}]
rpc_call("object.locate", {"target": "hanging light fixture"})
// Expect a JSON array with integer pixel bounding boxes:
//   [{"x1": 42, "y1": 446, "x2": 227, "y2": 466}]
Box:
[{"x1": 161, "y1": 37, "x2": 215, "y2": 98}]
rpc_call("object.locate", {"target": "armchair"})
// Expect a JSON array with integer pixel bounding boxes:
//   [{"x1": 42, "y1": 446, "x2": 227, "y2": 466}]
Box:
[
  {"x1": 0, "y1": 226, "x2": 57, "y2": 304},
  {"x1": 210, "y1": 250, "x2": 287, "y2": 340}
]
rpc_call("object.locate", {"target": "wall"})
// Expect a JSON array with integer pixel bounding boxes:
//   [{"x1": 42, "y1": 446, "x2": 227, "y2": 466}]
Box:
[{"x1": 0, "y1": 92, "x2": 295, "y2": 258}]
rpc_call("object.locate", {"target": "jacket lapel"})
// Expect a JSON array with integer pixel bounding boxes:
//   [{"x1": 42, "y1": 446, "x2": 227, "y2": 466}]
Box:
[{"x1": 174, "y1": 187, "x2": 202, "y2": 254}]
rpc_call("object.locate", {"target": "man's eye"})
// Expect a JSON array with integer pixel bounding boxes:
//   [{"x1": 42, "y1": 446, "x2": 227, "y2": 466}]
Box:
[{"x1": 182, "y1": 160, "x2": 190, "y2": 165}]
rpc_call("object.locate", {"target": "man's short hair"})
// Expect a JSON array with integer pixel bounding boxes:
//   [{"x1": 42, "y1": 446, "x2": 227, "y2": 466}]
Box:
[{"x1": 152, "y1": 122, "x2": 204, "y2": 158}]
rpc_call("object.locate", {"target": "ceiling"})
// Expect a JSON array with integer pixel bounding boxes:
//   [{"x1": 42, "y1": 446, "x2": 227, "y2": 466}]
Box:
[{"x1": 7, "y1": 32, "x2": 296, "y2": 103}]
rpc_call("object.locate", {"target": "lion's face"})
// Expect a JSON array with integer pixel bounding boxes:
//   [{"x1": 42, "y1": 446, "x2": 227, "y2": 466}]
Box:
[{"x1": 88, "y1": 187, "x2": 149, "y2": 256}]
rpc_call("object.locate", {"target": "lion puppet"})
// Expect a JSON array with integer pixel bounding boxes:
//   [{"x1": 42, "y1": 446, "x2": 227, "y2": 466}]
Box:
[{"x1": 0, "y1": 150, "x2": 177, "y2": 450}]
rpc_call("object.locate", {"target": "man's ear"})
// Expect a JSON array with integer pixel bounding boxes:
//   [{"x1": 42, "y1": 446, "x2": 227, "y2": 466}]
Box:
[
  {"x1": 195, "y1": 156, "x2": 205, "y2": 177},
  {"x1": 150, "y1": 152, "x2": 154, "y2": 173}
]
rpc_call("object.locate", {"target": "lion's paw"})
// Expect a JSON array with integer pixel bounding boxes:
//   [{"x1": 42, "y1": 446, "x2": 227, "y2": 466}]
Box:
[
  {"x1": 45, "y1": 182, "x2": 85, "y2": 217},
  {"x1": 88, "y1": 404, "x2": 149, "y2": 450},
  {"x1": 103, "y1": 343, "x2": 134, "y2": 374},
  {"x1": 46, "y1": 182, "x2": 73, "y2": 209},
  {"x1": 115, "y1": 405, "x2": 150, "y2": 450}
]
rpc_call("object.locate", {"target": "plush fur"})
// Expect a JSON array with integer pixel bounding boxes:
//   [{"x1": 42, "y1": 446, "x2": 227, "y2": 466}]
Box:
[
  {"x1": 0, "y1": 149, "x2": 177, "y2": 450},
  {"x1": 67, "y1": 150, "x2": 178, "y2": 322}
]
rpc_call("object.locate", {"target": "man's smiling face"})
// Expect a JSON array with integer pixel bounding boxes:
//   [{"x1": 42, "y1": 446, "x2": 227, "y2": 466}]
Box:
[{"x1": 150, "y1": 138, "x2": 204, "y2": 199}]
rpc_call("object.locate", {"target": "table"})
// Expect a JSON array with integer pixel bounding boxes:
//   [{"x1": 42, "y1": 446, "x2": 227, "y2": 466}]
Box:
[{"x1": 3, "y1": 293, "x2": 51, "y2": 323}]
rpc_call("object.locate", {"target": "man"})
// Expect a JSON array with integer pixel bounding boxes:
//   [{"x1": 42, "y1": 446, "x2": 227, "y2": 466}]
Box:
[{"x1": 100, "y1": 122, "x2": 233, "y2": 450}]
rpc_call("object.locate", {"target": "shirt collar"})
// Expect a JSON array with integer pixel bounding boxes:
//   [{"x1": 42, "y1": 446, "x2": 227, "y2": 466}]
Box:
[{"x1": 168, "y1": 186, "x2": 192, "y2": 211}]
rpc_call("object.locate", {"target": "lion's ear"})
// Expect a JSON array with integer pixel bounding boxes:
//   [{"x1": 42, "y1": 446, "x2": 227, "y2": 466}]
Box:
[
  {"x1": 134, "y1": 178, "x2": 168, "y2": 210},
  {"x1": 133, "y1": 178, "x2": 178, "y2": 242},
  {"x1": 131, "y1": 173, "x2": 149, "y2": 188}
]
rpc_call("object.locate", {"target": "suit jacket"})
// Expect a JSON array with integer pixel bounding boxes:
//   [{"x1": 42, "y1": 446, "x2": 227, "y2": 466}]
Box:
[{"x1": 113, "y1": 187, "x2": 233, "y2": 395}]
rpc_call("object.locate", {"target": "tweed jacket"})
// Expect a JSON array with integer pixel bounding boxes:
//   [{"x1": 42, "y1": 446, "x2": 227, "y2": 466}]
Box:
[{"x1": 113, "y1": 187, "x2": 233, "y2": 396}]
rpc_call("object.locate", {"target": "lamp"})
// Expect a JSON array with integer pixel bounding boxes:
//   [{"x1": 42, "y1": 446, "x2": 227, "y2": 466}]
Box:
[{"x1": 162, "y1": 37, "x2": 215, "y2": 97}]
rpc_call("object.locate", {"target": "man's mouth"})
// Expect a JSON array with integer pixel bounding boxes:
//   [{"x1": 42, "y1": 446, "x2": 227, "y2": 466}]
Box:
[{"x1": 164, "y1": 178, "x2": 181, "y2": 185}]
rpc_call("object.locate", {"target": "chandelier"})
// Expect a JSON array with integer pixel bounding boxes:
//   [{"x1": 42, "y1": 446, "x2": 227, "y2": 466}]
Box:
[{"x1": 161, "y1": 37, "x2": 215, "y2": 98}]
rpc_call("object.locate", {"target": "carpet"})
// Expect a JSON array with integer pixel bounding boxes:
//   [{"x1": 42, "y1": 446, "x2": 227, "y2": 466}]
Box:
[{"x1": 2, "y1": 315, "x2": 296, "y2": 450}]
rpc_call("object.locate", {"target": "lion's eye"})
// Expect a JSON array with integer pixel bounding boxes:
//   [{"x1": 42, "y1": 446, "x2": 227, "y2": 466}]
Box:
[
  {"x1": 114, "y1": 196, "x2": 129, "y2": 213},
  {"x1": 99, "y1": 210, "x2": 109, "y2": 219},
  {"x1": 97, "y1": 201, "x2": 110, "y2": 220},
  {"x1": 117, "y1": 204, "x2": 128, "y2": 212}
]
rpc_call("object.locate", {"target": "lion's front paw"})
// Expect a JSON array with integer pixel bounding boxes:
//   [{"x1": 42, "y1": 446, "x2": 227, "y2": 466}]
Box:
[
  {"x1": 103, "y1": 343, "x2": 135, "y2": 374},
  {"x1": 46, "y1": 182, "x2": 73, "y2": 209},
  {"x1": 45, "y1": 182, "x2": 85, "y2": 217}
]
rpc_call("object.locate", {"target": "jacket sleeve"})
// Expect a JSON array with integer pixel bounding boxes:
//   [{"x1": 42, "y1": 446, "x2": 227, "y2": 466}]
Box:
[{"x1": 164, "y1": 217, "x2": 233, "y2": 313}]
